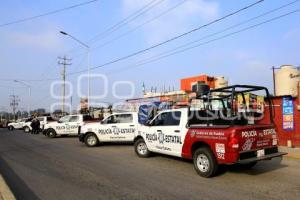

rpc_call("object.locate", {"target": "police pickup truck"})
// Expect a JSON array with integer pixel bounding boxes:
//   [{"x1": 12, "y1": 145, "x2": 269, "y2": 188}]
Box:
[
  {"x1": 133, "y1": 85, "x2": 287, "y2": 177},
  {"x1": 79, "y1": 112, "x2": 138, "y2": 147},
  {"x1": 7, "y1": 118, "x2": 31, "y2": 131},
  {"x1": 43, "y1": 114, "x2": 96, "y2": 138},
  {"x1": 23, "y1": 116, "x2": 55, "y2": 133}
]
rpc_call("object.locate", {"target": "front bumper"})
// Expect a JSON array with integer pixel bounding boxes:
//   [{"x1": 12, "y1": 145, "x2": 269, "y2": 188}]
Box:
[{"x1": 237, "y1": 147, "x2": 287, "y2": 164}]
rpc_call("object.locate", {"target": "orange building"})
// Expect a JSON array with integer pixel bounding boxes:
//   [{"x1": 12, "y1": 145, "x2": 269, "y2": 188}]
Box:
[{"x1": 180, "y1": 75, "x2": 216, "y2": 92}]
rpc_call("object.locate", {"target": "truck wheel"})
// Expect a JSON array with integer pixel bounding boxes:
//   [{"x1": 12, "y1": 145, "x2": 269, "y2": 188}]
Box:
[
  {"x1": 84, "y1": 133, "x2": 99, "y2": 147},
  {"x1": 24, "y1": 126, "x2": 30, "y2": 133},
  {"x1": 193, "y1": 147, "x2": 218, "y2": 178},
  {"x1": 47, "y1": 129, "x2": 56, "y2": 138},
  {"x1": 134, "y1": 138, "x2": 151, "y2": 158},
  {"x1": 8, "y1": 126, "x2": 14, "y2": 131}
]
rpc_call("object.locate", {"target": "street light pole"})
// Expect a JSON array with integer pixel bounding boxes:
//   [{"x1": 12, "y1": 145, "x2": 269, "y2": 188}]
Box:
[
  {"x1": 14, "y1": 80, "x2": 31, "y2": 117},
  {"x1": 87, "y1": 48, "x2": 90, "y2": 110},
  {"x1": 60, "y1": 31, "x2": 91, "y2": 110}
]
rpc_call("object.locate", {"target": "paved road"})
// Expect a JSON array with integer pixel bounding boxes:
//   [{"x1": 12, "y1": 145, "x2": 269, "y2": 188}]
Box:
[{"x1": 0, "y1": 129, "x2": 299, "y2": 200}]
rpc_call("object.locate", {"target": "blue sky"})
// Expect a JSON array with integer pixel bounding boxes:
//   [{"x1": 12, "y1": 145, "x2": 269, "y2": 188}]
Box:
[{"x1": 0, "y1": 0, "x2": 300, "y2": 113}]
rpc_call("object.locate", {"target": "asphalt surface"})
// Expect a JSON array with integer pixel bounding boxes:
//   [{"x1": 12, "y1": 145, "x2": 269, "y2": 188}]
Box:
[{"x1": 0, "y1": 129, "x2": 299, "y2": 200}]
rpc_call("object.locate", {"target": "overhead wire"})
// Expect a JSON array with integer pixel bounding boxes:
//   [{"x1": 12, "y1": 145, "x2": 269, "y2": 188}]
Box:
[
  {"x1": 88, "y1": 0, "x2": 165, "y2": 44},
  {"x1": 91, "y1": 0, "x2": 188, "y2": 51},
  {"x1": 0, "y1": 0, "x2": 101, "y2": 27},
  {"x1": 67, "y1": 0, "x2": 266, "y2": 75},
  {"x1": 105, "y1": 6, "x2": 300, "y2": 76}
]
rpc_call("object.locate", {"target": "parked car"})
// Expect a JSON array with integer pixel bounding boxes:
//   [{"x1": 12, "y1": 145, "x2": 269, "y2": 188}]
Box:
[
  {"x1": 79, "y1": 112, "x2": 139, "y2": 147},
  {"x1": 23, "y1": 116, "x2": 56, "y2": 133},
  {"x1": 7, "y1": 118, "x2": 31, "y2": 131},
  {"x1": 43, "y1": 114, "x2": 97, "y2": 138}
]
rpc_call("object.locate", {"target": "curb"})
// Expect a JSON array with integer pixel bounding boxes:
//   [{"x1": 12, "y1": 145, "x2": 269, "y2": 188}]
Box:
[
  {"x1": 279, "y1": 146, "x2": 300, "y2": 160},
  {"x1": 0, "y1": 174, "x2": 15, "y2": 200}
]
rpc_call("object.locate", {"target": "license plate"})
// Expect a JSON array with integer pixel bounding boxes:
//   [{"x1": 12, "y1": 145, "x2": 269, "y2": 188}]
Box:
[{"x1": 257, "y1": 149, "x2": 265, "y2": 158}]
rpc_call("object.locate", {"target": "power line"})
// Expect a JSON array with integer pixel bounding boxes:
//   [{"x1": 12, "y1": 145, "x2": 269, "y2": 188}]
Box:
[
  {"x1": 68, "y1": 0, "x2": 265, "y2": 75},
  {"x1": 3, "y1": 0, "x2": 296, "y2": 84},
  {"x1": 91, "y1": 0, "x2": 188, "y2": 51},
  {"x1": 88, "y1": 0, "x2": 165, "y2": 44},
  {"x1": 1, "y1": 0, "x2": 265, "y2": 82},
  {"x1": 105, "y1": 6, "x2": 300, "y2": 76},
  {"x1": 67, "y1": 0, "x2": 165, "y2": 55},
  {"x1": 112, "y1": 0, "x2": 300, "y2": 72},
  {"x1": 0, "y1": 0, "x2": 100, "y2": 28}
]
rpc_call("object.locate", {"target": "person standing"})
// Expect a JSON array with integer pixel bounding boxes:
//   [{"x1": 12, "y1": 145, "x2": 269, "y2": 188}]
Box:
[
  {"x1": 30, "y1": 116, "x2": 40, "y2": 134},
  {"x1": 35, "y1": 118, "x2": 40, "y2": 134},
  {"x1": 30, "y1": 117, "x2": 37, "y2": 134}
]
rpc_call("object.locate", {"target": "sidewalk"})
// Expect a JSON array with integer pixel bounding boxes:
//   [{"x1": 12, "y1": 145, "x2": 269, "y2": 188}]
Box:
[
  {"x1": 279, "y1": 146, "x2": 300, "y2": 160},
  {"x1": 0, "y1": 174, "x2": 15, "y2": 200}
]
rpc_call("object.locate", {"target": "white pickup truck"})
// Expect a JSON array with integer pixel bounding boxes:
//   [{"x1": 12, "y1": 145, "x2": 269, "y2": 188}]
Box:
[
  {"x1": 23, "y1": 116, "x2": 55, "y2": 133},
  {"x1": 79, "y1": 112, "x2": 138, "y2": 147},
  {"x1": 43, "y1": 114, "x2": 96, "y2": 138},
  {"x1": 7, "y1": 118, "x2": 31, "y2": 131}
]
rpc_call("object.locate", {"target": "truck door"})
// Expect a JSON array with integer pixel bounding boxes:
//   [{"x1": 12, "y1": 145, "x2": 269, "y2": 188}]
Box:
[
  {"x1": 112, "y1": 114, "x2": 136, "y2": 142},
  {"x1": 150, "y1": 111, "x2": 183, "y2": 157},
  {"x1": 65, "y1": 116, "x2": 81, "y2": 135},
  {"x1": 99, "y1": 114, "x2": 135, "y2": 142},
  {"x1": 15, "y1": 120, "x2": 23, "y2": 129}
]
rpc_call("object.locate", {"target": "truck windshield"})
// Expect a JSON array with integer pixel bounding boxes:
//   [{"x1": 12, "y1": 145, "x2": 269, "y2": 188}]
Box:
[
  {"x1": 59, "y1": 116, "x2": 71, "y2": 123},
  {"x1": 188, "y1": 85, "x2": 273, "y2": 127}
]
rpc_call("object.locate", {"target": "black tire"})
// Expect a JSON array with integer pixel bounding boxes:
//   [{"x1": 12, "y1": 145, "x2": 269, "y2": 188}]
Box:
[
  {"x1": 23, "y1": 126, "x2": 30, "y2": 133},
  {"x1": 134, "y1": 138, "x2": 151, "y2": 158},
  {"x1": 8, "y1": 126, "x2": 14, "y2": 131},
  {"x1": 193, "y1": 147, "x2": 218, "y2": 178},
  {"x1": 84, "y1": 133, "x2": 99, "y2": 147},
  {"x1": 47, "y1": 129, "x2": 56, "y2": 138}
]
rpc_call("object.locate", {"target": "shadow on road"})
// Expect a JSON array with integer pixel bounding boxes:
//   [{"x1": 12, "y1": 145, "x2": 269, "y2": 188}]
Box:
[
  {"x1": 0, "y1": 157, "x2": 40, "y2": 200},
  {"x1": 218, "y1": 157, "x2": 288, "y2": 176},
  {"x1": 149, "y1": 153, "x2": 287, "y2": 177}
]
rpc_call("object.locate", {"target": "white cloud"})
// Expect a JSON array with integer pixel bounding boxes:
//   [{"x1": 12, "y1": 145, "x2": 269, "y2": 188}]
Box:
[
  {"x1": 122, "y1": 0, "x2": 220, "y2": 44},
  {"x1": 1, "y1": 27, "x2": 64, "y2": 53}
]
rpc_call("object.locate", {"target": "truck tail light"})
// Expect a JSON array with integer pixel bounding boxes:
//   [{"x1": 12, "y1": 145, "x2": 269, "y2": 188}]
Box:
[{"x1": 228, "y1": 132, "x2": 239, "y2": 150}]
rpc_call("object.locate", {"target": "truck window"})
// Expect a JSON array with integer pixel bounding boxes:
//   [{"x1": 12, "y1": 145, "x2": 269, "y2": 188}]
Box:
[
  {"x1": 102, "y1": 115, "x2": 116, "y2": 124},
  {"x1": 59, "y1": 116, "x2": 70, "y2": 123},
  {"x1": 115, "y1": 114, "x2": 133, "y2": 123},
  {"x1": 152, "y1": 111, "x2": 181, "y2": 126},
  {"x1": 69, "y1": 116, "x2": 79, "y2": 122}
]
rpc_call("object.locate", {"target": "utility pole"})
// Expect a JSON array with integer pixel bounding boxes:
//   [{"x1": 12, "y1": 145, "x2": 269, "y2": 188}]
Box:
[
  {"x1": 59, "y1": 31, "x2": 90, "y2": 110},
  {"x1": 10, "y1": 95, "x2": 20, "y2": 121},
  {"x1": 14, "y1": 80, "x2": 31, "y2": 117},
  {"x1": 58, "y1": 56, "x2": 72, "y2": 115}
]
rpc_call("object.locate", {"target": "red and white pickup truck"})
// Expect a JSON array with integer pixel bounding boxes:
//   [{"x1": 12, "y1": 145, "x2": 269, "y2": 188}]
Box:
[{"x1": 133, "y1": 85, "x2": 287, "y2": 177}]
